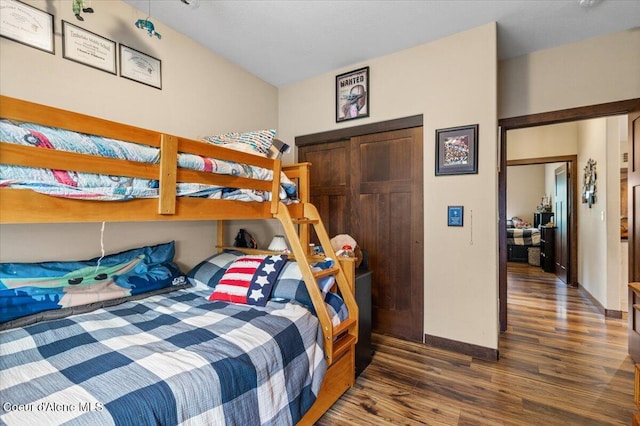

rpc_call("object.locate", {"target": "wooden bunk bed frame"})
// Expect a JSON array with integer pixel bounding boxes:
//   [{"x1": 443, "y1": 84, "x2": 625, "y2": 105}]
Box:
[{"x1": 0, "y1": 95, "x2": 357, "y2": 425}]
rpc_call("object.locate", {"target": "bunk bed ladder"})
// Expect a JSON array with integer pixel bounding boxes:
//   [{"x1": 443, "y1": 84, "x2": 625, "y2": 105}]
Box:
[{"x1": 276, "y1": 203, "x2": 358, "y2": 366}]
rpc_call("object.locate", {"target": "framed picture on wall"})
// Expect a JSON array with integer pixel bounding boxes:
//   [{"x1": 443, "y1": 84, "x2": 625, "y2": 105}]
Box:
[
  {"x1": 62, "y1": 21, "x2": 117, "y2": 74},
  {"x1": 435, "y1": 124, "x2": 479, "y2": 176},
  {"x1": 448, "y1": 206, "x2": 464, "y2": 227},
  {"x1": 120, "y1": 44, "x2": 162, "y2": 89},
  {"x1": 336, "y1": 66, "x2": 369, "y2": 122},
  {"x1": 0, "y1": 0, "x2": 54, "y2": 54}
]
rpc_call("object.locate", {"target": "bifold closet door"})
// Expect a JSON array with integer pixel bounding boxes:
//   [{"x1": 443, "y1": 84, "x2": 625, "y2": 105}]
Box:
[
  {"x1": 298, "y1": 139, "x2": 351, "y2": 239},
  {"x1": 352, "y1": 127, "x2": 423, "y2": 342}
]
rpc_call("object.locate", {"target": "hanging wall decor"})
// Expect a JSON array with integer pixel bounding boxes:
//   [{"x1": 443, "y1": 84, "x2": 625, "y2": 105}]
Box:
[
  {"x1": 582, "y1": 158, "x2": 597, "y2": 208},
  {"x1": 72, "y1": 0, "x2": 94, "y2": 21},
  {"x1": 135, "y1": 0, "x2": 161, "y2": 39}
]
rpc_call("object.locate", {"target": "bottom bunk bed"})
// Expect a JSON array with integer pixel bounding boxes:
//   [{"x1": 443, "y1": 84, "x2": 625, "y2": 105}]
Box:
[{"x1": 0, "y1": 96, "x2": 358, "y2": 425}]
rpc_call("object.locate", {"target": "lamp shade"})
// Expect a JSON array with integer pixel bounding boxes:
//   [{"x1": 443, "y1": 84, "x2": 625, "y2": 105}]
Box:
[{"x1": 268, "y1": 235, "x2": 288, "y2": 252}]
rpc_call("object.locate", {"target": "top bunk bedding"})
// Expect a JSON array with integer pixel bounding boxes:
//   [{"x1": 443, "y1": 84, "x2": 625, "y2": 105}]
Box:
[
  {"x1": 0, "y1": 95, "x2": 311, "y2": 223},
  {"x1": 0, "y1": 117, "x2": 296, "y2": 203}
]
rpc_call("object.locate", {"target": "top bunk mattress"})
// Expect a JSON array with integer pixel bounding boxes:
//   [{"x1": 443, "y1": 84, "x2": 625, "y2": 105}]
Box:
[{"x1": 0, "y1": 119, "x2": 297, "y2": 203}]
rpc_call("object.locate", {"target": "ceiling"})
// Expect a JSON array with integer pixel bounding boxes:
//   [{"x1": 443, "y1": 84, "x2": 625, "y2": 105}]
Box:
[{"x1": 122, "y1": 0, "x2": 640, "y2": 87}]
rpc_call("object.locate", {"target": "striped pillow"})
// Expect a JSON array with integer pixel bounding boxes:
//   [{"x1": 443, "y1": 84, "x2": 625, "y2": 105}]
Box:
[
  {"x1": 202, "y1": 129, "x2": 276, "y2": 157},
  {"x1": 208, "y1": 254, "x2": 287, "y2": 306}
]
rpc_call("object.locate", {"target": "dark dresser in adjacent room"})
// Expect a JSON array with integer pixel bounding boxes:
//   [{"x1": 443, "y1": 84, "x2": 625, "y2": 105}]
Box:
[
  {"x1": 540, "y1": 225, "x2": 556, "y2": 273},
  {"x1": 534, "y1": 211, "x2": 554, "y2": 228}
]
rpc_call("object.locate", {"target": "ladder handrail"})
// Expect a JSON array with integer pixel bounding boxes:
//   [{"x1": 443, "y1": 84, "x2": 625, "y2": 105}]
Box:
[{"x1": 274, "y1": 202, "x2": 358, "y2": 365}]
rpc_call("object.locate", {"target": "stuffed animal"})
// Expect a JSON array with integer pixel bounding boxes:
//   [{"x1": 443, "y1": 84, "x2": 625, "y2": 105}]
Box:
[
  {"x1": 330, "y1": 234, "x2": 363, "y2": 267},
  {"x1": 73, "y1": 0, "x2": 94, "y2": 21}
]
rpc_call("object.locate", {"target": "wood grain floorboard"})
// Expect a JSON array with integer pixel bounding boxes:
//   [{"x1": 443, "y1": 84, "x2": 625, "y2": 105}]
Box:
[{"x1": 316, "y1": 262, "x2": 635, "y2": 425}]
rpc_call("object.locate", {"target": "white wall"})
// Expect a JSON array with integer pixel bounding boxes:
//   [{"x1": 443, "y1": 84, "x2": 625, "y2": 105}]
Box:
[
  {"x1": 605, "y1": 117, "x2": 624, "y2": 312},
  {"x1": 577, "y1": 119, "x2": 608, "y2": 304},
  {"x1": 0, "y1": 0, "x2": 279, "y2": 271},
  {"x1": 279, "y1": 23, "x2": 499, "y2": 350},
  {"x1": 507, "y1": 122, "x2": 578, "y2": 161},
  {"x1": 507, "y1": 165, "x2": 546, "y2": 224},
  {"x1": 499, "y1": 29, "x2": 640, "y2": 119}
]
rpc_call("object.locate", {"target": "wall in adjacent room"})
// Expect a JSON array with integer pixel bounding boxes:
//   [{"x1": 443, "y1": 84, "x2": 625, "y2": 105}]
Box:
[{"x1": 507, "y1": 165, "x2": 546, "y2": 225}]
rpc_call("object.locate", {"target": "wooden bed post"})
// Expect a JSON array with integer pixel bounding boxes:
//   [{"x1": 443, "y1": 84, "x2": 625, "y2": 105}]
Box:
[{"x1": 159, "y1": 134, "x2": 177, "y2": 214}]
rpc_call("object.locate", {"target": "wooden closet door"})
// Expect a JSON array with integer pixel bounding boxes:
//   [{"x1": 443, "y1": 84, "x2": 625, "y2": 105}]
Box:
[
  {"x1": 298, "y1": 140, "x2": 351, "y2": 238},
  {"x1": 352, "y1": 128, "x2": 423, "y2": 341}
]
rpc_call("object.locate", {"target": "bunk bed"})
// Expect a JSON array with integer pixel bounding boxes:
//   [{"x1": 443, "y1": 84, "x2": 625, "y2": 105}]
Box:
[{"x1": 0, "y1": 95, "x2": 358, "y2": 425}]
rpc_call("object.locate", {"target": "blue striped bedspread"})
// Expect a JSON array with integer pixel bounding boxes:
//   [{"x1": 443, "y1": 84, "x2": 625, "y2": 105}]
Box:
[{"x1": 0, "y1": 288, "x2": 326, "y2": 425}]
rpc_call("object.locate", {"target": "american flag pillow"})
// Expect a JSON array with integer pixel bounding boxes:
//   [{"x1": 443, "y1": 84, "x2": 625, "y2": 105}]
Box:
[{"x1": 208, "y1": 254, "x2": 287, "y2": 306}]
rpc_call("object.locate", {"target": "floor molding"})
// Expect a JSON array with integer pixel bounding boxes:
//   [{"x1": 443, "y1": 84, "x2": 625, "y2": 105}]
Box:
[
  {"x1": 578, "y1": 283, "x2": 624, "y2": 319},
  {"x1": 424, "y1": 333, "x2": 498, "y2": 362}
]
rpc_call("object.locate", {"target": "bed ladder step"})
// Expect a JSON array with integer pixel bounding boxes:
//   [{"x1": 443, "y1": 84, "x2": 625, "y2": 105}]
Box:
[
  {"x1": 313, "y1": 266, "x2": 341, "y2": 280},
  {"x1": 332, "y1": 334, "x2": 357, "y2": 361},
  {"x1": 333, "y1": 317, "x2": 357, "y2": 337},
  {"x1": 275, "y1": 202, "x2": 359, "y2": 366}
]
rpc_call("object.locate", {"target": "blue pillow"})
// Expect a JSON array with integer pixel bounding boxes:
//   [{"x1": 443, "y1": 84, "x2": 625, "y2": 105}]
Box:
[
  {"x1": 186, "y1": 250, "x2": 244, "y2": 290},
  {"x1": 270, "y1": 259, "x2": 338, "y2": 314},
  {"x1": 0, "y1": 241, "x2": 185, "y2": 323}
]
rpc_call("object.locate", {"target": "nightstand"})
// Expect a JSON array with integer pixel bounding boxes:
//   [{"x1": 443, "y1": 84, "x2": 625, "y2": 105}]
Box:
[{"x1": 355, "y1": 269, "x2": 372, "y2": 377}]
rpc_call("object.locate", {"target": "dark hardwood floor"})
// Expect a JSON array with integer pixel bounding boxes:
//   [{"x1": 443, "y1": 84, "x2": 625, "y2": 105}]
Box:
[{"x1": 317, "y1": 262, "x2": 634, "y2": 425}]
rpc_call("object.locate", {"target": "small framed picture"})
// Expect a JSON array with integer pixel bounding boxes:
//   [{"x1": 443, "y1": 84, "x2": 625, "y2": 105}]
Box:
[
  {"x1": 436, "y1": 124, "x2": 479, "y2": 176},
  {"x1": 120, "y1": 44, "x2": 162, "y2": 89},
  {"x1": 0, "y1": 0, "x2": 54, "y2": 54},
  {"x1": 448, "y1": 206, "x2": 464, "y2": 227},
  {"x1": 336, "y1": 66, "x2": 369, "y2": 122}
]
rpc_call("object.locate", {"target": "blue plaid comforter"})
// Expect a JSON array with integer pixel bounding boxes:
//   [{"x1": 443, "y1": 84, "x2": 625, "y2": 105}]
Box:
[{"x1": 0, "y1": 289, "x2": 326, "y2": 425}]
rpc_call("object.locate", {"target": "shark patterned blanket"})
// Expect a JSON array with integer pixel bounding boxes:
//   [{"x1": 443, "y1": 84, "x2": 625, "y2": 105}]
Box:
[
  {"x1": 0, "y1": 119, "x2": 297, "y2": 202},
  {"x1": 506, "y1": 228, "x2": 540, "y2": 246},
  {"x1": 0, "y1": 289, "x2": 326, "y2": 425}
]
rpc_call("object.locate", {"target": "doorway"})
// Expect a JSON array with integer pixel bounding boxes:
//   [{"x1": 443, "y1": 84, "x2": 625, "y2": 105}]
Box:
[
  {"x1": 498, "y1": 99, "x2": 640, "y2": 332},
  {"x1": 506, "y1": 156, "x2": 577, "y2": 287}
]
